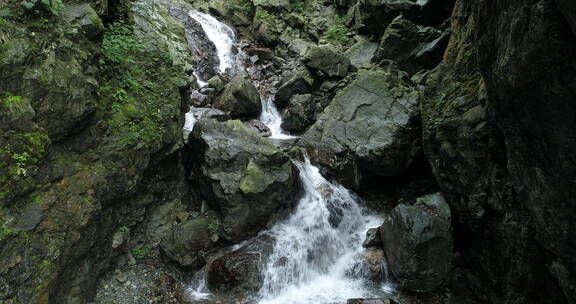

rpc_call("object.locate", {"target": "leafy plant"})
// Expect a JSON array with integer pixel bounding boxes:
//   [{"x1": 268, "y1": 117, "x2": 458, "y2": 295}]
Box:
[
  {"x1": 322, "y1": 16, "x2": 350, "y2": 45},
  {"x1": 207, "y1": 222, "x2": 219, "y2": 235},
  {"x1": 119, "y1": 225, "x2": 129, "y2": 232},
  {"x1": 131, "y1": 247, "x2": 150, "y2": 259}
]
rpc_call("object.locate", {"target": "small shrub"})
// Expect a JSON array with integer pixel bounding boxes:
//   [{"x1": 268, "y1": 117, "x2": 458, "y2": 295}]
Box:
[
  {"x1": 322, "y1": 16, "x2": 350, "y2": 45},
  {"x1": 131, "y1": 247, "x2": 150, "y2": 259}
]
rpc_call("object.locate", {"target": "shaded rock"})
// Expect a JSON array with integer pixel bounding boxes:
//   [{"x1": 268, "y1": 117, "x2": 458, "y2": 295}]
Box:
[
  {"x1": 61, "y1": 3, "x2": 105, "y2": 38},
  {"x1": 362, "y1": 227, "x2": 381, "y2": 248},
  {"x1": 380, "y1": 193, "x2": 452, "y2": 292},
  {"x1": 0, "y1": 96, "x2": 36, "y2": 132},
  {"x1": 275, "y1": 67, "x2": 315, "y2": 106},
  {"x1": 160, "y1": 216, "x2": 219, "y2": 268},
  {"x1": 281, "y1": 94, "x2": 315, "y2": 132},
  {"x1": 303, "y1": 44, "x2": 351, "y2": 78},
  {"x1": 207, "y1": 75, "x2": 227, "y2": 92},
  {"x1": 363, "y1": 248, "x2": 386, "y2": 281},
  {"x1": 372, "y1": 15, "x2": 449, "y2": 75},
  {"x1": 245, "y1": 120, "x2": 272, "y2": 137},
  {"x1": 206, "y1": 234, "x2": 274, "y2": 293},
  {"x1": 301, "y1": 67, "x2": 421, "y2": 189},
  {"x1": 417, "y1": 0, "x2": 456, "y2": 27},
  {"x1": 190, "y1": 91, "x2": 209, "y2": 107},
  {"x1": 213, "y1": 74, "x2": 262, "y2": 119},
  {"x1": 187, "y1": 119, "x2": 298, "y2": 241},
  {"x1": 346, "y1": 0, "x2": 418, "y2": 38},
  {"x1": 345, "y1": 38, "x2": 379, "y2": 68}
]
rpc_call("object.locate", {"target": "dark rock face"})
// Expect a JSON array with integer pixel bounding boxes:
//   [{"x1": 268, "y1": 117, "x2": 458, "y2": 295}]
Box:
[
  {"x1": 372, "y1": 15, "x2": 449, "y2": 75},
  {"x1": 477, "y1": 0, "x2": 576, "y2": 302},
  {"x1": 213, "y1": 74, "x2": 262, "y2": 119},
  {"x1": 301, "y1": 67, "x2": 421, "y2": 189},
  {"x1": 380, "y1": 193, "x2": 453, "y2": 292},
  {"x1": 187, "y1": 119, "x2": 298, "y2": 242},
  {"x1": 347, "y1": 298, "x2": 398, "y2": 304},
  {"x1": 160, "y1": 216, "x2": 219, "y2": 268},
  {"x1": 346, "y1": 0, "x2": 418, "y2": 38},
  {"x1": 206, "y1": 234, "x2": 273, "y2": 294},
  {"x1": 421, "y1": 0, "x2": 576, "y2": 303},
  {"x1": 275, "y1": 67, "x2": 315, "y2": 106},
  {"x1": 362, "y1": 227, "x2": 381, "y2": 248},
  {"x1": 281, "y1": 94, "x2": 315, "y2": 133},
  {"x1": 302, "y1": 44, "x2": 351, "y2": 78}
]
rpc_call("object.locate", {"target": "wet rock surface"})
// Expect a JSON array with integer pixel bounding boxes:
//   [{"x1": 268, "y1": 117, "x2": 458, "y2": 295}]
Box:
[
  {"x1": 213, "y1": 73, "x2": 262, "y2": 119},
  {"x1": 187, "y1": 119, "x2": 298, "y2": 242}
]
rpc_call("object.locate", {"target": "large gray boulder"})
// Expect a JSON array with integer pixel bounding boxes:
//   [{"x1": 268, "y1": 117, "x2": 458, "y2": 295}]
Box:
[
  {"x1": 213, "y1": 74, "x2": 262, "y2": 119},
  {"x1": 188, "y1": 119, "x2": 298, "y2": 241},
  {"x1": 301, "y1": 67, "x2": 421, "y2": 189},
  {"x1": 302, "y1": 44, "x2": 351, "y2": 78},
  {"x1": 281, "y1": 94, "x2": 315, "y2": 133},
  {"x1": 275, "y1": 67, "x2": 315, "y2": 106},
  {"x1": 380, "y1": 193, "x2": 453, "y2": 292},
  {"x1": 346, "y1": 0, "x2": 418, "y2": 38},
  {"x1": 160, "y1": 215, "x2": 220, "y2": 268},
  {"x1": 372, "y1": 15, "x2": 449, "y2": 75}
]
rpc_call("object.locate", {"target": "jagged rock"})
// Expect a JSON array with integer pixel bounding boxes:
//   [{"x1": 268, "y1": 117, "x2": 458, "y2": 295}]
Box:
[
  {"x1": 301, "y1": 67, "x2": 421, "y2": 189},
  {"x1": 61, "y1": 3, "x2": 105, "y2": 38},
  {"x1": 213, "y1": 74, "x2": 262, "y2": 119},
  {"x1": 362, "y1": 248, "x2": 386, "y2": 281},
  {"x1": 380, "y1": 193, "x2": 453, "y2": 292},
  {"x1": 0, "y1": 96, "x2": 36, "y2": 132},
  {"x1": 345, "y1": 38, "x2": 379, "y2": 68},
  {"x1": 302, "y1": 44, "x2": 351, "y2": 78},
  {"x1": 187, "y1": 119, "x2": 298, "y2": 241},
  {"x1": 160, "y1": 216, "x2": 219, "y2": 268},
  {"x1": 190, "y1": 91, "x2": 209, "y2": 107},
  {"x1": 281, "y1": 94, "x2": 315, "y2": 132},
  {"x1": 362, "y1": 227, "x2": 381, "y2": 248},
  {"x1": 372, "y1": 15, "x2": 449, "y2": 75},
  {"x1": 346, "y1": 0, "x2": 418, "y2": 38},
  {"x1": 245, "y1": 120, "x2": 272, "y2": 137},
  {"x1": 207, "y1": 75, "x2": 227, "y2": 92},
  {"x1": 275, "y1": 67, "x2": 315, "y2": 106},
  {"x1": 206, "y1": 235, "x2": 273, "y2": 293}
]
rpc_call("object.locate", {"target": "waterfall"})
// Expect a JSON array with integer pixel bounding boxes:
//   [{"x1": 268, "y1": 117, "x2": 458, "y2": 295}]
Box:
[
  {"x1": 257, "y1": 157, "x2": 385, "y2": 304},
  {"x1": 189, "y1": 11, "x2": 236, "y2": 76},
  {"x1": 259, "y1": 95, "x2": 296, "y2": 139}
]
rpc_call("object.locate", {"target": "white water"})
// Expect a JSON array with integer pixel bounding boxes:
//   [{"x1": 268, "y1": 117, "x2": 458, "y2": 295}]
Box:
[
  {"x1": 258, "y1": 157, "x2": 386, "y2": 304},
  {"x1": 260, "y1": 95, "x2": 296, "y2": 139},
  {"x1": 189, "y1": 11, "x2": 236, "y2": 75}
]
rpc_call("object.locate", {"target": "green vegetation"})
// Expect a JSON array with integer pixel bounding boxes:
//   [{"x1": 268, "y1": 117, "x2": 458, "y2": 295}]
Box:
[
  {"x1": 207, "y1": 222, "x2": 219, "y2": 235},
  {"x1": 0, "y1": 129, "x2": 51, "y2": 201},
  {"x1": 99, "y1": 21, "x2": 181, "y2": 149},
  {"x1": 225, "y1": 0, "x2": 254, "y2": 17},
  {"x1": 131, "y1": 247, "x2": 150, "y2": 259},
  {"x1": 0, "y1": 223, "x2": 17, "y2": 241},
  {"x1": 291, "y1": 0, "x2": 309, "y2": 13},
  {"x1": 322, "y1": 15, "x2": 350, "y2": 45},
  {"x1": 119, "y1": 225, "x2": 129, "y2": 232},
  {"x1": 255, "y1": 7, "x2": 273, "y2": 22}
]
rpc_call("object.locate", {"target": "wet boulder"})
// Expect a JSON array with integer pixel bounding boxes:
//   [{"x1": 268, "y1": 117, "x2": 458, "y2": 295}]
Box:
[
  {"x1": 245, "y1": 120, "x2": 272, "y2": 137},
  {"x1": 160, "y1": 216, "x2": 220, "y2": 268},
  {"x1": 347, "y1": 299, "x2": 399, "y2": 304},
  {"x1": 206, "y1": 235, "x2": 273, "y2": 293},
  {"x1": 380, "y1": 193, "x2": 453, "y2": 292},
  {"x1": 281, "y1": 94, "x2": 315, "y2": 133},
  {"x1": 275, "y1": 67, "x2": 315, "y2": 106},
  {"x1": 346, "y1": 0, "x2": 418, "y2": 38},
  {"x1": 187, "y1": 119, "x2": 299, "y2": 241},
  {"x1": 362, "y1": 227, "x2": 382, "y2": 248},
  {"x1": 302, "y1": 44, "x2": 351, "y2": 78},
  {"x1": 345, "y1": 38, "x2": 380, "y2": 68},
  {"x1": 301, "y1": 67, "x2": 421, "y2": 189},
  {"x1": 213, "y1": 74, "x2": 262, "y2": 119},
  {"x1": 372, "y1": 15, "x2": 449, "y2": 75}
]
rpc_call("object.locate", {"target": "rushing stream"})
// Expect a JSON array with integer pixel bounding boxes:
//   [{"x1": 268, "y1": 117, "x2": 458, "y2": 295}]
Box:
[{"x1": 185, "y1": 10, "x2": 393, "y2": 303}]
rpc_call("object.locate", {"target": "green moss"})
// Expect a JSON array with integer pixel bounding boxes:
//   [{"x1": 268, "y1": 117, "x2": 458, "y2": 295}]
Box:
[
  {"x1": 322, "y1": 15, "x2": 349, "y2": 45},
  {"x1": 0, "y1": 130, "x2": 51, "y2": 202},
  {"x1": 240, "y1": 161, "x2": 269, "y2": 194},
  {"x1": 131, "y1": 247, "x2": 150, "y2": 259},
  {"x1": 225, "y1": 0, "x2": 254, "y2": 17},
  {"x1": 99, "y1": 21, "x2": 182, "y2": 150}
]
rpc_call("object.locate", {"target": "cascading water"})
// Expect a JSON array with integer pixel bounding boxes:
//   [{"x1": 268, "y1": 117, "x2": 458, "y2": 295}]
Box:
[
  {"x1": 189, "y1": 11, "x2": 236, "y2": 76},
  {"x1": 184, "y1": 11, "x2": 393, "y2": 303},
  {"x1": 257, "y1": 157, "x2": 389, "y2": 304},
  {"x1": 259, "y1": 95, "x2": 296, "y2": 139}
]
